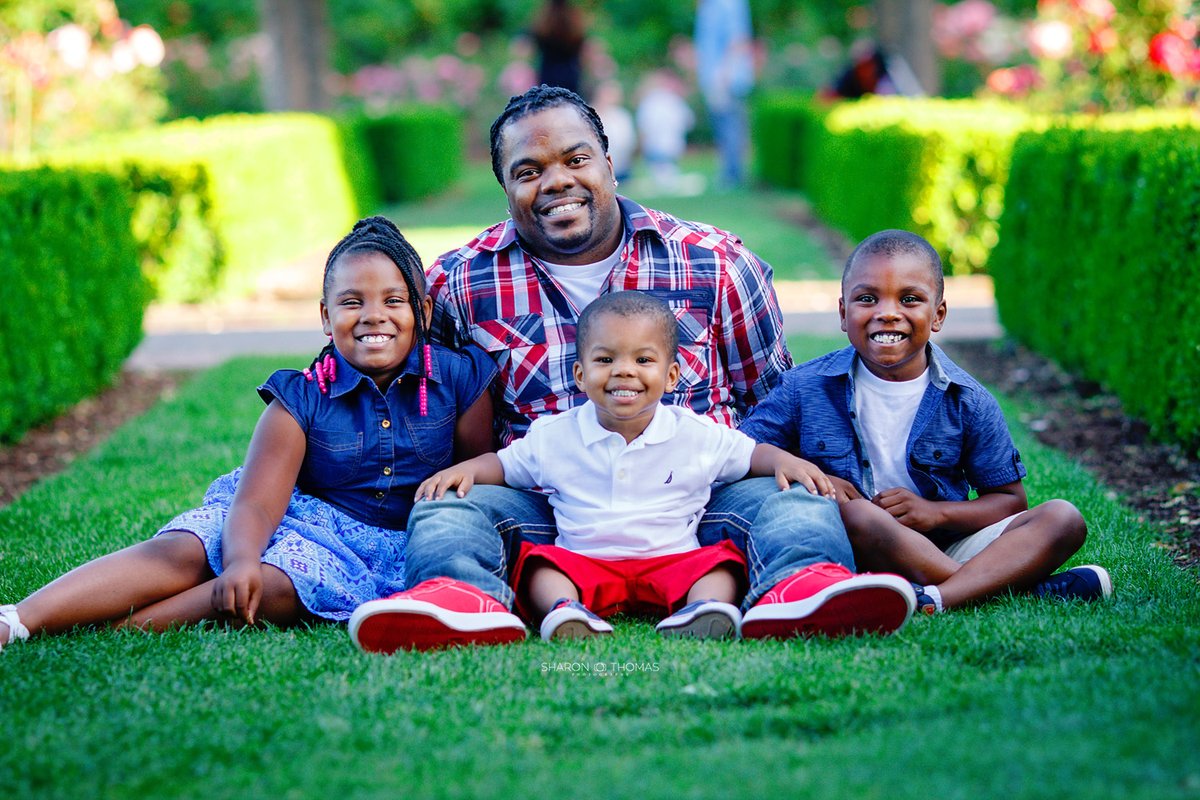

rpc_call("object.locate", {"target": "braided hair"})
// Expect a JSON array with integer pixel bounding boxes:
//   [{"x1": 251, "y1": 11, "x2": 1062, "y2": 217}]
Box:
[
  {"x1": 307, "y1": 215, "x2": 434, "y2": 414},
  {"x1": 489, "y1": 84, "x2": 609, "y2": 185}
]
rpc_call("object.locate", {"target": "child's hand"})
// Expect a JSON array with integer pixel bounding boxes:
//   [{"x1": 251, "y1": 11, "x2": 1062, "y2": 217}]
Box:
[
  {"x1": 872, "y1": 488, "x2": 942, "y2": 532},
  {"x1": 775, "y1": 456, "x2": 837, "y2": 499},
  {"x1": 211, "y1": 560, "x2": 264, "y2": 626},
  {"x1": 416, "y1": 467, "x2": 476, "y2": 501},
  {"x1": 827, "y1": 475, "x2": 863, "y2": 504}
]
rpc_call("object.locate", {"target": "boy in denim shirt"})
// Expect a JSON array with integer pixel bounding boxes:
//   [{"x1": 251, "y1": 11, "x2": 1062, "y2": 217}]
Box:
[{"x1": 740, "y1": 230, "x2": 1112, "y2": 613}]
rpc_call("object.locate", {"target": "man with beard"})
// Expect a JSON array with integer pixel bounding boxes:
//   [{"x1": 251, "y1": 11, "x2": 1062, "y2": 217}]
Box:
[{"x1": 344, "y1": 85, "x2": 916, "y2": 652}]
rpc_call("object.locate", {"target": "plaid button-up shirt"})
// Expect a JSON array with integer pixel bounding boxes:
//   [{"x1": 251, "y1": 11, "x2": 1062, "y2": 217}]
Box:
[{"x1": 427, "y1": 196, "x2": 793, "y2": 446}]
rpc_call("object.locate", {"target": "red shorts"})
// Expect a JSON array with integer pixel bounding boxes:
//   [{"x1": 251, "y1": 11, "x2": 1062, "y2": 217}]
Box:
[{"x1": 511, "y1": 539, "x2": 747, "y2": 620}]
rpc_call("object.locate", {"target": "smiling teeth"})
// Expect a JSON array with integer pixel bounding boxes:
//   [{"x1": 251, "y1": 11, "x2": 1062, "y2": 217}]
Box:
[
  {"x1": 872, "y1": 333, "x2": 905, "y2": 344},
  {"x1": 360, "y1": 335, "x2": 390, "y2": 343},
  {"x1": 610, "y1": 390, "x2": 638, "y2": 398},
  {"x1": 546, "y1": 202, "x2": 582, "y2": 217}
]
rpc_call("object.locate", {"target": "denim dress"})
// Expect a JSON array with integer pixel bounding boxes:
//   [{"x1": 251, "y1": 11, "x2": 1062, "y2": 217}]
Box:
[{"x1": 155, "y1": 344, "x2": 496, "y2": 620}]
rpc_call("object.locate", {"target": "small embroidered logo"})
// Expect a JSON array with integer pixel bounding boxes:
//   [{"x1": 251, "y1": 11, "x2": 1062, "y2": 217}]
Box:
[{"x1": 664, "y1": 471, "x2": 673, "y2": 484}]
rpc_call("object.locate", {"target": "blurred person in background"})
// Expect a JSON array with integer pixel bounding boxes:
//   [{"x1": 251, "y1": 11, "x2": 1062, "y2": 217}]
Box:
[
  {"x1": 695, "y1": 0, "x2": 755, "y2": 189},
  {"x1": 532, "y1": 0, "x2": 588, "y2": 97},
  {"x1": 636, "y1": 69, "x2": 695, "y2": 191},
  {"x1": 593, "y1": 80, "x2": 636, "y2": 183}
]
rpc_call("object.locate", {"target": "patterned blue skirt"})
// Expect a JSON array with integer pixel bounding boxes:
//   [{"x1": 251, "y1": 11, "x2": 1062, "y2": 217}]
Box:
[{"x1": 155, "y1": 468, "x2": 408, "y2": 621}]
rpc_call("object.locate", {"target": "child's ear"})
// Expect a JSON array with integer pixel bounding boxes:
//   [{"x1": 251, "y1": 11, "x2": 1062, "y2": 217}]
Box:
[
  {"x1": 573, "y1": 361, "x2": 585, "y2": 391},
  {"x1": 666, "y1": 361, "x2": 681, "y2": 392},
  {"x1": 838, "y1": 297, "x2": 848, "y2": 332},
  {"x1": 931, "y1": 298, "x2": 947, "y2": 332},
  {"x1": 421, "y1": 294, "x2": 434, "y2": 326},
  {"x1": 320, "y1": 302, "x2": 332, "y2": 337}
]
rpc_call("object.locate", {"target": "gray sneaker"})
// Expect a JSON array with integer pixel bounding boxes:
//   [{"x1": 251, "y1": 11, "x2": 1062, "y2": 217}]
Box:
[
  {"x1": 540, "y1": 599, "x2": 613, "y2": 641},
  {"x1": 655, "y1": 599, "x2": 742, "y2": 639}
]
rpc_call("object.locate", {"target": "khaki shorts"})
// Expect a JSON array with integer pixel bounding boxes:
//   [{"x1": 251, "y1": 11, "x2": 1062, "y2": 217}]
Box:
[{"x1": 942, "y1": 513, "x2": 1022, "y2": 564}]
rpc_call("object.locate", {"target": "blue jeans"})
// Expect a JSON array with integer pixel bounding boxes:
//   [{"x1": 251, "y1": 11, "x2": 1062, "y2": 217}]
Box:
[{"x1": 404, "y1": 478, "x2": 854, "y2": 612}]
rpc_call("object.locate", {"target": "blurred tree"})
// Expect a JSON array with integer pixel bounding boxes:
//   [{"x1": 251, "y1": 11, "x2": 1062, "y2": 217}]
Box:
[
  {"x1": 875, "y1": 0, "x2": 940, "y2": 93},
  {"x1": 257, "y1": 0, "x2": 331, "y2": 110}
]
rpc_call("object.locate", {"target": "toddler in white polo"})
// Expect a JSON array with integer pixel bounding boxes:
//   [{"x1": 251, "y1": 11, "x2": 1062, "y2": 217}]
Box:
[{"x1": 416, "y1": 291, "x2": 835, "y2": 640}]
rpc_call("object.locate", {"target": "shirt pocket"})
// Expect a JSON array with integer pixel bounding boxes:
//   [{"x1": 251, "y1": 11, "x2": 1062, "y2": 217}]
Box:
[
  {"x1": 405, "y1": 410, "x2": 456, "y2": 469},
  {"x1": 645, "y1": 289, "x2": 714, "y2": 390},
  {"x1": 303, "y1": 428, "x2": 364, "y2": 488},
  {"x1": 909, "y1": 437, "x2": 964, "y2": 497},
  {"x1": 468, "y1": 315, "x2": 552, "y2": 407},
  {"x1": 910, "y1": 437, "x2": 963, "y2": 470},
  {"x1": 799, "y1": 427, "x2": 856, "y2": 479}
]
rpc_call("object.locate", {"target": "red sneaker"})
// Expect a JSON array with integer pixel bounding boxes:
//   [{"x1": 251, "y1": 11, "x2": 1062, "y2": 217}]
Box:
[
  {"x1": 740, "y1": 563, "x2": 915, "y2": 639},
  {"x1": 349, "y1": 578, "x2": 527, "y2": 653}
]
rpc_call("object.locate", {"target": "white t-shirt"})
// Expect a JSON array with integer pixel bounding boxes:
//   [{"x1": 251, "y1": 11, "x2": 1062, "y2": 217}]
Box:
[
  {"x1": 853, "y1": 361, "x2": 931, "y2": 497},
  {"x1": 539, "y1": 240, "x2": 623, "y2": 315},
  {"x1": 496, "y1": 402, "x2": 756, "y2": 558}
]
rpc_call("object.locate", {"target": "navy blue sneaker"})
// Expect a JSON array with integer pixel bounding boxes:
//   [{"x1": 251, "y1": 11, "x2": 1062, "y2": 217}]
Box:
[
  {"x1": 911, "y1": 584, "x2": 939, "y2": 615},
  {"x1": 1034, "y1": 565, "x2": 1113, "y2": 601},
  {"x1": 539, "y1": 598, "x2": 613, "y2": 641}
]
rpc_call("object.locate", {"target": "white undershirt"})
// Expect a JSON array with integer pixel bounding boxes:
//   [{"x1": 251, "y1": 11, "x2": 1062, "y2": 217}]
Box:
[
  {"x1": 539, "y1": 235, "x2": 624, "y2": 313},
  {"x1": 853, "y1": 361, "x2": 931, "y2": 497}
]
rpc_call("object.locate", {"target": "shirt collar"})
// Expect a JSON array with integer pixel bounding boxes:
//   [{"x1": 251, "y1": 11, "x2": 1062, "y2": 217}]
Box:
[
  {"x1": 577, "y1": 399, "x2": 676, "y2": 447},
  {"x1": 327, "y1": 343, "x2": 444, "y2": 399},
  {"x1": 818, "y1": 343, "x2": 963, "y2": 391}
]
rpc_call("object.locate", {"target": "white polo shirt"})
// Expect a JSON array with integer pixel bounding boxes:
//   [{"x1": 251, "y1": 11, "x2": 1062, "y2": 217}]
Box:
[{"x1": 497, "y1": 401, "x2": 756, "y2": 559}]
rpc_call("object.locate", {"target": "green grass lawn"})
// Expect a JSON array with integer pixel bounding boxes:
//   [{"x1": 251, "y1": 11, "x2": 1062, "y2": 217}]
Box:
[
  {"x1": 2, "y1": 338, "x2": 1198, "y2": 800},
  {"x1": 387, "y1": 152, "x2": 839, "y2": 282}
]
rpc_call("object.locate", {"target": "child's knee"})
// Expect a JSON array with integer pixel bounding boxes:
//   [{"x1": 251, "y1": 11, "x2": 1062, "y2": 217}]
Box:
[
  {"x1": 840, "y1": 499, "x2": 881, "y2": 543},
  {"x1": 143, "y1": 531, "x2": 208, "y2": 570},
  {"x1": 1032, "y1": 499, "x2": 1088, "y2": 548}
]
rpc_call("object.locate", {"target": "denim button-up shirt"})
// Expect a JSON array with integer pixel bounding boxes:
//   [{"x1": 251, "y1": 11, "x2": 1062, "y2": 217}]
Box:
[
  {"x1": 258, "y1": 343, "x2": 495, "y2": 529},
  {"x1": 740, "y1": 344, "x2": 1025, "y2": 504}
]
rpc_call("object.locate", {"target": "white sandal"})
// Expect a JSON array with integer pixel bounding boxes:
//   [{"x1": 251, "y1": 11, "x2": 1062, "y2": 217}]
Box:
[{"x1": 0, "y1": 604, "x2": 30, "y2": 651}]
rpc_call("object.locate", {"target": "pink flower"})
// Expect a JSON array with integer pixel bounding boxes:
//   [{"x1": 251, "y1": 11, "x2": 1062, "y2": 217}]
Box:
[
  {"x1": 128, "y1": 25, "x2": 165, "y2": 68},
  {"x1": 987, "y1": 63, "x2": 1042, "y2": 94},
  {"x1": 498, "y1": 61, "x2": 536, "y2": 96},
  {"x1": 1028, "y1": 19, "x2": 1074, "y2": 60},
  {"x1": 1074, "y1": 0, "x2": 1116, "y2": 22},
  {"x1": 48, "y1": 23, "x2": 91, "y2": 70},
  {"x1": 434, "y1": 54, "x2": 461, "y2": 83},
  {"x1": 1087, "y1": 25, "x2": 1118, "y2": 54},
  {"x1": 1148, "y1": 31, "x2": 1195, "y2": 76}
]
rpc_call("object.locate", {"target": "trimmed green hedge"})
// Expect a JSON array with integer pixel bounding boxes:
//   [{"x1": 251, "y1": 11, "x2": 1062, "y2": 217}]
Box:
[
  {"x1": 752, "y1": 93, "x2": 824, "y2": 191},
  {"x1": 46, "y1": 109, "x2": 461, "y2": 303},
  {"x1": 356, "y1": 106, "x2": 464, "y2": 204},
  {"x1": 0, "y1": 168, "x2": 146, "y2": 443},
  {"x1": 991, "y1": 114, "x2": 1200, "y2": 453},
  {"x1": 752, "y1": 95, "x2": 1030, "y2": 275},
  {"x1": 53, "y1": 113, "x2": 367, "y2": 301}
]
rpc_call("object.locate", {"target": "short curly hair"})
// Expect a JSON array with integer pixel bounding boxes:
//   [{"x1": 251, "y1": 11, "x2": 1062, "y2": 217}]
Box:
[
  {"x1": 576, "y1": 291, "x2": 679, "y2": 357},
  {"x1": 843, "y1": 229, "x2": 944, "y2": 299},
  {"x1": 489, "y1": 84, "x2": 608, "y2": 185}
]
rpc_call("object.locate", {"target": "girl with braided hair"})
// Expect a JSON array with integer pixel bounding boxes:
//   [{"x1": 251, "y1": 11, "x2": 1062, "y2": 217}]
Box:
[{"x1": 0, "y1": 217, "x2": 497, "y2": 650}]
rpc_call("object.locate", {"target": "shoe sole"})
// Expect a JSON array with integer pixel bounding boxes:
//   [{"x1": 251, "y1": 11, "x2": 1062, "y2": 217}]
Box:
[
  {"x1": 656, "y1": 610, "x2": 739, "y2": 640},
  {"x1": 548, "y1": 619, "x2": 613, "y2": 640},
  {"x1": 1085, "y1": 565, "x2": 1114, "y2": 599},
  {"x1": 741, "y1": 574, "x2": 915, "y2": 639},
  {"x1": 349, "y1": 600, "x2": 527, "y2": 654}
]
